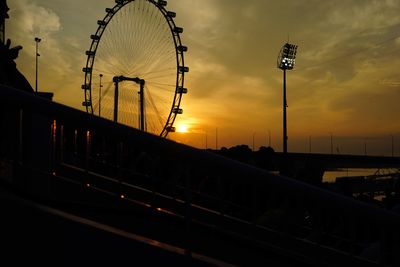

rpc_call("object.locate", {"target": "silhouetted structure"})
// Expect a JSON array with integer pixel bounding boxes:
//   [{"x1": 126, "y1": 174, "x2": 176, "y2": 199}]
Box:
[
  {"x1": 81, "y1": 0, "x2": 188, "y2": 137},
  {"x1": 0, "y1": 0, "x2": 34, "y2": 93},
  {"x1": 0, "y1": 0, "x2": 8, "y2": 44},
  {"x1": 277, "y1": 42, "x2": 298, "y2": 154},
  {"x1": 1, "y1": 86, "x2": 400, "y2": 266},
  {"x1": 2, "y1": 1, "x2": 400, "y2": 265}
]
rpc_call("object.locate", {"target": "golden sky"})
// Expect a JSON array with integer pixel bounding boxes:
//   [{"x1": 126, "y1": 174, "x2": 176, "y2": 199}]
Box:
[{"x1": 7, "y1": 0, "x2": 400, "y2": 155}]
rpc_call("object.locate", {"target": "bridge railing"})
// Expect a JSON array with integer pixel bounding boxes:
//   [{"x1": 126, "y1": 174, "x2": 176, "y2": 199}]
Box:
[{"x1": 1, "y1": 85, "x2": 400, "y2": 266}]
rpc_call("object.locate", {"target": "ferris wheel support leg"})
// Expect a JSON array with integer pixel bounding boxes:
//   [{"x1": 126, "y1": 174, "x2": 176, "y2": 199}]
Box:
[
  {"x1": 139, "y1": 81, "x2": 145, "y2": 131},
  {"x1": 113, "y1": 79, "x2": 119, "y2": 123}
]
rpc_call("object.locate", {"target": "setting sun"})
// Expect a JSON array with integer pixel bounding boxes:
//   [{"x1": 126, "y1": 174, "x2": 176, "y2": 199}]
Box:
[{"x1": 176, "y1": 124, "x2": 189, "y2": 133}]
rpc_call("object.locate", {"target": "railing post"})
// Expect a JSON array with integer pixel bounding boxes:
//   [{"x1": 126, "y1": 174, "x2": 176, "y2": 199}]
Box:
[
  {"x1": 117, "y1": 141, "x2": 123, "y2": 196},
  {"x1": 50, "y1": 120, "x2": 57, "y2": 175},
  {"x1": 85, "y1": 129, "x2": 91, "y2": 174},
  {"x1": 349, "y1": 215, "x2": 357, "y2": 257},
  {"x1": 184, "y1": 164, "x2": 192, "y2": 257},
  {"x1": 59, "y1": 125, "x2": 64, "y2": 164},
  {"x1": 379, "y1": 228, "x2": 388, "y2": 265},
  {"x1": 217, "y1": 175, "x2": 225, "y2": 217},
  {"x1": 73, "y1": 129, "x2": 78, "y2": 164},
  {"x1": 251, "y1": 183, "x2": 258, "y2": 225},
  {"x1": 394, "y1": 230, "x2": 400, "y2": 266},
  {"x1": 18, "y1": 109, "x2": 23, "y2": 164}
]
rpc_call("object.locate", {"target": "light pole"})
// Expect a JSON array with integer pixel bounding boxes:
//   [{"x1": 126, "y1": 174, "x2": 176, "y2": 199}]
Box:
[
  {"x1": 99, "y1": 74, "x2": 103, "y2": 116},
  {"x1": 364, "y1": 138, "x2": 367, "y2": 156},
  {"x1": 205, "y1": 131, "x2": 208, "y2": 150},
  {"x1": 215, "y1": 127, "x2": 218, "y2": 150},
  {"x1": 34, "y1": 37, "x2": 41, "y2": 93},
  {"x1": 268, "y1": 130, "x2": 271, "y2": 147},
  {"x1": 277, "y1": 43, "x2": 298, "y2": 154},
  {"x1": 252, "y1": 132, "x2": 256, "y2": 151},
  {"x1": 329, "y1": 132, "x2": 333, "y2": 155},
  {"x1": 391, "y1": 135, "x2": 394, "y2": 157}
]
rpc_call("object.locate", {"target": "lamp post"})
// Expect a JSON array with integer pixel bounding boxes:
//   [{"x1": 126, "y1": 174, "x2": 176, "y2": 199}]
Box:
[
  {"x1": 252, "y1": 132, "x2": 256, "y2": 151},
  {"x1": 268, "y1": 130, "x2": 271, "y2": 147},
  {"x1": 205, "y1": 130, "x2": 208, "y2": 150},
  {"x1": 215, "y1": 127, "x2": 218, "y2": 150},
  {"x1": 277, "y1": 43, "x2": 298, "y2": 154},
  {"x1": 34, "y1": 37, "x2": 41, "y2": 93},
  {"x1": 391, "y1": 135, "x2": 394, "y2": 157},
  {"x1": 364, "y1": 138, "x2": 367, "y2": 156}
]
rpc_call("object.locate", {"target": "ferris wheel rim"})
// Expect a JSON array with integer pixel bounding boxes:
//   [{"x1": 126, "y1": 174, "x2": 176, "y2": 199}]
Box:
[{"x1": 82, "y1": 0, "x2": 188, "y2": 137}]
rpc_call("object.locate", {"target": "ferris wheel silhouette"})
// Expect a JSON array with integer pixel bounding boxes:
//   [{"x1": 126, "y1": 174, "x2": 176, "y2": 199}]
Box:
[{"x1": 82, "y1": 0, "x2": 188, "y2": 137}]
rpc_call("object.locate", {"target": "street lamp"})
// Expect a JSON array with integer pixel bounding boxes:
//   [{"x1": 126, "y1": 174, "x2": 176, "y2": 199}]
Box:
[
  {"x1": 215, "y1": 127, "x2": 218, "y2": 150},
  {"x1": 364, "y1": 137, "x2": 367, "y2": 156},
  {"x1": 252, "y1": 132, "x2": 256, "y2": 151},
  {"x1": 34, "y1": 37, "x2": 41, "y2": 93},
  {"x1": 205, "y1": 130, "x2": 208, "y2": 150},
  {"x1": 268, "y1": 130, "x2": 271, "y2": 147},
  {"x1": 391, "y1": 135, "x2": 394, "y2": 157},
  {"x1": 277, "y1": 42, "x2": 298, "y2": 154}
]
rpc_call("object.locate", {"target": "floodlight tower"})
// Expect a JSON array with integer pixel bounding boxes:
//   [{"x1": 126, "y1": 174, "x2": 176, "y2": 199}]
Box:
[{"x1": 277, "y1": 42, "x2": 298, "y2": 154}]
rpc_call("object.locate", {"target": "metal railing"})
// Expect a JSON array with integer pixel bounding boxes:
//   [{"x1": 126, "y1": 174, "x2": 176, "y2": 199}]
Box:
[{"x1": 1, "y1": 85, "x2": 400, "y2": 266}]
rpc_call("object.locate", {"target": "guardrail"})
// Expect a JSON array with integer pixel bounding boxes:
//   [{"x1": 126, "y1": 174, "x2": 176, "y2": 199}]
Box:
[{"x1": 1, "y1": 85, "x2": 399, "y2": 266}]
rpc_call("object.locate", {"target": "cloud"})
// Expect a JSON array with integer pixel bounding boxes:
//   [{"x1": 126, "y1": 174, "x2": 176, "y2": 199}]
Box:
[
  {"x1": 4, "y1": 0, "x2": 400, "y2": 152},
  {"x1": 396, "y1": 36, "x2": 400, "y2": 46},
  {"x1": 8, "y1": 0, "x2": 64, "y2": 82},
  {"x1": 328, "y1": 0, "x2": 400, "y2": 32},
  {"x1": 9, "y1": 0, "x2": 61, "y2": 36},
  {"x1": 7, "y1": 0, "x2": 89, "y2": 106}
]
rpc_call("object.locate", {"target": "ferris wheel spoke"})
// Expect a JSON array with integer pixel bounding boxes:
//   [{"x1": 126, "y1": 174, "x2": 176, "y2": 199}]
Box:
[
  {"x1": 147, "y1": 81, "x2": 176, "y2": 88},
  {"x1": 145, "y1": 85, "x2": 165, "y2": 127}
]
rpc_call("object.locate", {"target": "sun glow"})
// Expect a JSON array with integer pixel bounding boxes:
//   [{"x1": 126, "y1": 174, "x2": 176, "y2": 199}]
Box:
[{"x1": 176, "y1": 124, "x2": 189, "y2": 133}]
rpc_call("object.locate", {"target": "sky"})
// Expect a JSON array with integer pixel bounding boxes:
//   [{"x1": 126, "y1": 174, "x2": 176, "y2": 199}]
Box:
[{"x1": 6, "y1": 0, "x2": 400, "y2": 156}]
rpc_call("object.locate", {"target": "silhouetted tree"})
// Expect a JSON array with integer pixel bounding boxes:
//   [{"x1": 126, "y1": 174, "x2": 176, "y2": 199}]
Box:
[{"x1": 254, "y1": 146, "x2": 276, "y2": 170}]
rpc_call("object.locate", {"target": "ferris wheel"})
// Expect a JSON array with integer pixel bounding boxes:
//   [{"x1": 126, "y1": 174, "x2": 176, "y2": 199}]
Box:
[{"x1": 82, "y1": 0, "x2": 188, "y2": 137}]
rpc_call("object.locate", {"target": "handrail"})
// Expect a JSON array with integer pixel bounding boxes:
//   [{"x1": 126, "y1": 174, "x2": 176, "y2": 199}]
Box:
[{"x1": 1, "y1": 85, "x2": 399, "y2": 266}]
